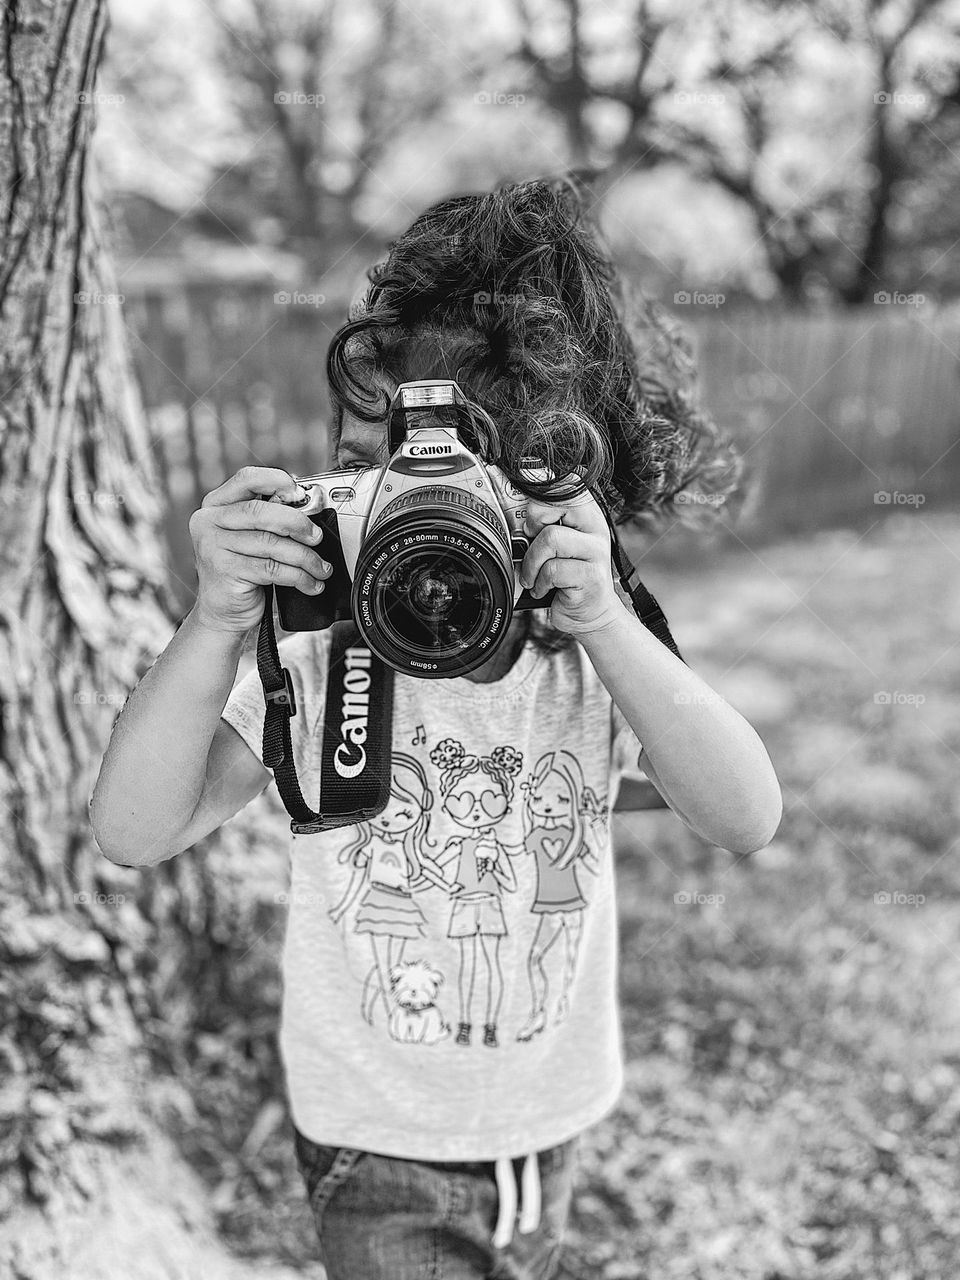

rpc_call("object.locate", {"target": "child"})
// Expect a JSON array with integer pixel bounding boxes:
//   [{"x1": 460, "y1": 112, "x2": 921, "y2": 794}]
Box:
[{"x1": 90, "y1": 176, "x2": 782, "y2": 1279}]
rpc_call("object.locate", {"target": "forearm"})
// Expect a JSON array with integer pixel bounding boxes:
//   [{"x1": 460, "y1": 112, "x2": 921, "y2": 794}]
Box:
[
  {"x1": 581, "y1": 603, "x2": 782, "y2": 853},
  {"x1": 89, "y1": 604, "x2": 249, "y2": 865}
]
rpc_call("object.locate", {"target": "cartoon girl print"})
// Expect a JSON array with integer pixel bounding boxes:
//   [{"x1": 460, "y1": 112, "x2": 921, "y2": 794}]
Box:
[
  {"x1": 515, "y1": 750, "x2": 608, "y2": 1042},
  {"x1": 328, "y1": 752, "x2": 451, "y2": 1034},
  {"x1": 430, "y1": 738, "x2": 524, "y2": 1050}
]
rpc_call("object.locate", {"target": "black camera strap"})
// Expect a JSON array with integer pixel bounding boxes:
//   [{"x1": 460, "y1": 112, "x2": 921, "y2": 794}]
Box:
[
  {"x1": 590, "y1": 489, "x2": 684, "y2": 664},
  {"x1": 610, "y1": 539, "x2": 684, "y2": 663},
  {"x1": 257, "y1": 585, "x2": 395, "y2": 835}
]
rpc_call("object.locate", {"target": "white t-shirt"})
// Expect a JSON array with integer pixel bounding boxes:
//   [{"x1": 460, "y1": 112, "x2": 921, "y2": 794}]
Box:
[{"x1": 222, "y1": 626, "x2": 642, "y2": 1161}]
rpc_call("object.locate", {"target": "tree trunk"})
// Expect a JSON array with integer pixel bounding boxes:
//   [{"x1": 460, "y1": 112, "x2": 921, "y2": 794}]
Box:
[
  {"x1": 0, "y1": 6, "x2": 302, "y2": 1276},
  {"x1": 842, "y1": 62, "x2": 897, "y2": 305},
  {"x1": 0, "y1": 0, "x2": 177, "y2": 877}
]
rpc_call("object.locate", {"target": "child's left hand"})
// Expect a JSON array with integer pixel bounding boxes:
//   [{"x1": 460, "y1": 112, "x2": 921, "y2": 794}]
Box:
[{"x1": 519, "y1": 482, "x2": 626, "y2": 636}]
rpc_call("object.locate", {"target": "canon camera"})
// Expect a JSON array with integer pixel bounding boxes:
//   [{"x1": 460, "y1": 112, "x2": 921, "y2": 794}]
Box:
[{"x1": 270, "y1": 380, "x2": 557, "y2": 678}]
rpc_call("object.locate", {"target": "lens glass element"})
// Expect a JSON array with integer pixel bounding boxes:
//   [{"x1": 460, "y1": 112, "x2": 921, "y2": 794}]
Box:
[{"x1": 376, "y1": 550, "x2": 491, "y2": 652}]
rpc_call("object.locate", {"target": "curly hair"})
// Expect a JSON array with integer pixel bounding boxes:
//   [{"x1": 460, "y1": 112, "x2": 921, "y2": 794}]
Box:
[{"x1": 327, "y1": 174, "x2": 741, "y2": 530}]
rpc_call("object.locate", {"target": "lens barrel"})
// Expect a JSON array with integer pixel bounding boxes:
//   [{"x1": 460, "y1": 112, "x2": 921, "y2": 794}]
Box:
[{"x1": 350, "y1": 486, "x2": 514, "y2": 677}]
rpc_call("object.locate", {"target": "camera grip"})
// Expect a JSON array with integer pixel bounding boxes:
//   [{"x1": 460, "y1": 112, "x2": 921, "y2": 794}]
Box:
[
  {"x1": 515, "y1": 586, "x2": 558, "y2": 611},
  {"x1": 275, "y1": 508, "x2": 351, "y2": 631}
]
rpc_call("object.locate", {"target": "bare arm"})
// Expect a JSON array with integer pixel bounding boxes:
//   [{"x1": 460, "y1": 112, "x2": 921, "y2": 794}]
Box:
[
  {"x1": 581, "y1": 610, "x2": 782, "y2": 854},
  {"x1": 89, "y1": 608, "x2": 270, "y2": 866},
  {"x1": 90, "y1": 465, "x2": 332, "y2": 867}
]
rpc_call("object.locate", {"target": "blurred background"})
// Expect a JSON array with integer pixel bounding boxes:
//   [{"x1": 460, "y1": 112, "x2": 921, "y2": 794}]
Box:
[
  {"x1": 97, "y1": 0, "x2": 960, "y2": 602},
  {"x1": 29, "y1": 0, "x2": 960, "y2": 1276}
]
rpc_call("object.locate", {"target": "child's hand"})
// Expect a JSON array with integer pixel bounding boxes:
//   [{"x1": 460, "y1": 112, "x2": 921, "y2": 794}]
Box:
[
  {"x1": 519, "y1": 482, "x2": 626, "y2": 636},
  {"x1": 189, "y1": 466, "x2": 332, "y2": 634}
]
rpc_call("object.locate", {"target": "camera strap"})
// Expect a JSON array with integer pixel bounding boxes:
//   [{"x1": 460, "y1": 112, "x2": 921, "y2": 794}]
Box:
[
  {"x1": 257, "y1": 585, "x2": 395, "y2": 835},
  {"x1": 589, "y1": 490, "x2": 685, "y2": 664},
  {"x1": 610, "y1": 539, "x2": 684, "y2": 663}
]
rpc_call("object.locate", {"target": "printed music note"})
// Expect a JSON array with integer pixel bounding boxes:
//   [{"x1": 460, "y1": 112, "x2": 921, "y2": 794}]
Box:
[{"x1": 411, "y1": 724, "x2": 426, "y2": 745}]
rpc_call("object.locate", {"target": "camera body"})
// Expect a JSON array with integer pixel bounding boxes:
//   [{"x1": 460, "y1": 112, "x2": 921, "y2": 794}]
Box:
[{"x1": 271, "y1": 380, "x2": 556, "y2": 678}]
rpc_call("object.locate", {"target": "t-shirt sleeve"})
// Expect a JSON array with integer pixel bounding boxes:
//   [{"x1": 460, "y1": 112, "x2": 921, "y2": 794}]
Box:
[
  {"x1": 221, "y1": 629, "x2": 329, "y2": 770},
  {"x1": 611, "y1": 700, "x2": 643, "y2": 778}
]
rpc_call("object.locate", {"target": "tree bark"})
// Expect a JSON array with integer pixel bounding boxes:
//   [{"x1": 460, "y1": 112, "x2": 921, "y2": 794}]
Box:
[
  {"x1": 0, "y1": 6, "x2": 295, "y2": 1275},
  {"x1": 0, "y1": 0, "x2": 177, "y2": 876}
]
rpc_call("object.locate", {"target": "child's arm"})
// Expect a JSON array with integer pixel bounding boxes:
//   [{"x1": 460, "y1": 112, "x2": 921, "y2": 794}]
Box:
[
  {"x1": 90, "y1": 609, "x2": 270, "y2": 866},
  {"x1": 90, "y1": 466, "x2": 331, "y2": 867},
  {"x1": 519, "y1": 487, "x2": 782, "y2": 855},
  {"x1": 435, "y1": 838, "x2": 462, "y2": 871}
]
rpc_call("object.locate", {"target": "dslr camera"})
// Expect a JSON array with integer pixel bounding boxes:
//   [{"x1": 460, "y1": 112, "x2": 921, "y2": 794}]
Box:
[{"x1": 271, "y1": 380, "x2": 557, "y2": 678}]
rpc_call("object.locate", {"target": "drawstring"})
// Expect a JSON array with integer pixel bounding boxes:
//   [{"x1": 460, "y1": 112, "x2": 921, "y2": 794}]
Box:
[
  {"x1": 493, "y1": 1158, "x2": 516, "y2": 1249},
  {"x1": 492, "y1": 1152, "x2": 542, "y2": 1249},
  {"x1": 519, "y1": 1150, "x2": 542, "y2": 1233}
]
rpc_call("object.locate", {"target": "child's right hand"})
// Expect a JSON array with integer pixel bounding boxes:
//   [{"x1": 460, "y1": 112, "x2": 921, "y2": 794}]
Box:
[{"x1": 189, "y1": 466, "x2": 332, "y2": 633}]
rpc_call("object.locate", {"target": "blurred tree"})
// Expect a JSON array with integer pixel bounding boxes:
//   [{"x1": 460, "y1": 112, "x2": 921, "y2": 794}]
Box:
[
  {"x1": 509, "y1": 0, "x2": 960, "y2": 303},
  {"x1": 812, "y1": 0, "x2": 960, "y2": 303},
  {"x1": 510, "y1": 0, "x2": 828, "y2": 299},
  {"x1": 202, "y1": 0, "x2": 464, "y2": 269}
]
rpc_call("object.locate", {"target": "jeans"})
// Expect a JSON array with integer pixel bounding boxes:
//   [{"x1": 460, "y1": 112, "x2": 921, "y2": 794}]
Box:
[{"x1": 293, "y1": 1125, "x2": 579, "y2": 1279}]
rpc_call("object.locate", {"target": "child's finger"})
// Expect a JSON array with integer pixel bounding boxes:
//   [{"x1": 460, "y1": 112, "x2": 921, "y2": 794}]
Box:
[
  {"x1": 528, "y1": 555, "x2": 602, "y2": 599},
  {"x1": 202, "y1": 466, "x2": 305, "y2": 508},
  {"x1": 522, "y1": 481, "x2": 607, "y2": 538},
  {"x1": 519, "y1": 525, "x2": 602, "y2": 590}
]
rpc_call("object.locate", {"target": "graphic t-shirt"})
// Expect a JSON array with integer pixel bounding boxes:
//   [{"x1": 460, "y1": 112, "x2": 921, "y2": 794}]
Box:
[{"x1": 221, "y1": 627, "x2": 643, "y2": 1161}]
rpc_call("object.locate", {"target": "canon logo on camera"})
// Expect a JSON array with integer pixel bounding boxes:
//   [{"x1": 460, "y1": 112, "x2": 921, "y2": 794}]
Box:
[
  {"x1": 402, "y1": 442, "x2": 454, "y2": 458},
  {"x1": 334, "y1": 648, "x2": 372, "y2": 778}
]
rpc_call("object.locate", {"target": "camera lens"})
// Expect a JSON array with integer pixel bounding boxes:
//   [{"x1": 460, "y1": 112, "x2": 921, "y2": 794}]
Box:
[
  {"x1": 351, "y1": 485, "x2": 514, "y2": 677},
  {"x1": 378, "y1": 551, "x2": 490, "y2": 652}
]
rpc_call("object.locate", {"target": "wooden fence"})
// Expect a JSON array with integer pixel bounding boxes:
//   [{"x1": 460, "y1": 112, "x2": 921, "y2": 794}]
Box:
[
  {"x1": 691, "y1": 307, "x2": 960, "y2": 532},
  {"x1": 122, "y1": 283, "x2": 960, "y2": 610}
]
